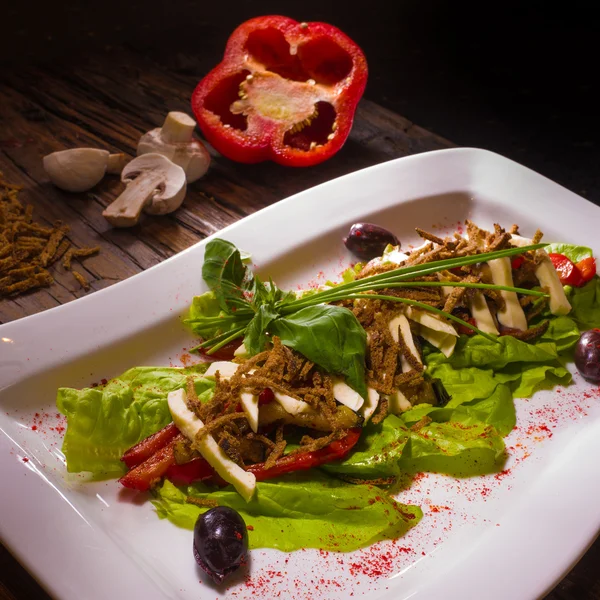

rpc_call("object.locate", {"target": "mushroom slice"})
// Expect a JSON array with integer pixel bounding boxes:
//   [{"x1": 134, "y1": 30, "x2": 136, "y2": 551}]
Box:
[
  {"x1": 102, "y1": 153, "x2": 187, "y2": 227},
  {"x1": 137, "y1": 112, "x2": 211, "y2": 183}
]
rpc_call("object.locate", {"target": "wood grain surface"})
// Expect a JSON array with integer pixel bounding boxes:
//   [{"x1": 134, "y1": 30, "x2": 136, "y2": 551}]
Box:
[{"x1": 0, "y1": 47, "x2": 598, "y2": 600}]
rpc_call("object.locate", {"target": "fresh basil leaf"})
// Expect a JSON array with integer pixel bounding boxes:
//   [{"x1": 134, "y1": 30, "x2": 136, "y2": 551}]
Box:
[
  {"x1": 270, "y1": 305, "x2": 367, "y2": 398},
  {"x1": 202, "y1": 239, "x2": 250, "y2": 312},
  {"x1": 244, "y1": 304, "x2": 280, "y2": 355},
  {"x1": 545, "y1": 243, "x2": 593, "y2": 263}
]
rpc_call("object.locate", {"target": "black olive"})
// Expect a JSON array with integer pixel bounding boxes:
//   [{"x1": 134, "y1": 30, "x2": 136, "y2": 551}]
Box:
[
  {"x1": 193, "y1": 506, "x2": 249, "y2": 584},
  {"x1": 343, "y1": 223, "x2": 401, "y2": 261},
  {"x1": 575, "y1": 329, "x2": 600, "y2": 383}
]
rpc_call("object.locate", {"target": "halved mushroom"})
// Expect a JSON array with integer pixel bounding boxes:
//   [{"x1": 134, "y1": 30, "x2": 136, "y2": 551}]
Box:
[
  {"x1": 102, "y1": 153, "x2": 186, "y2": 227},
  {"x1": 137, "y1": 112, "x2": 211, "y2": 183},
  {"x1": 43, "y1": 148, "x2": 128, "y2": 193}
]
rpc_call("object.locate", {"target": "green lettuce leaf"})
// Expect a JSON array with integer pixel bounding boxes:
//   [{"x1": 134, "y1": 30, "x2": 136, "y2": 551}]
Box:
[
  {"x1": 545, "y1": 243, "x2": 593, "y2": 262},
  {"x1": 428, "y1": 334, "x2": 560, "y2": 370},
  {"x1": 185, "y1": 291, "x2": 237, "y2": 339},
  {"x1": 152, "y1": 473, "x2": 422, "y2": 552},
  {"x1": 56, "y1": 365, "x2": 212, "y2": 475},
  {"x1": 570, "y1": 278, "x2": 600, "y2": 330},
  {"x1": 322, "y1": 393, "x2": 509, "y2": 480},
  {"x1": 539, "y1": 316, "x2": 581, "y2": 352}
]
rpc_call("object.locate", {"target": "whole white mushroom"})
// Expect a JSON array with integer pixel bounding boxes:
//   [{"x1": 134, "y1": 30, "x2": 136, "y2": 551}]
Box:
[{"x1": 137, "y1": 112, "x2": 211, "y2": 183}]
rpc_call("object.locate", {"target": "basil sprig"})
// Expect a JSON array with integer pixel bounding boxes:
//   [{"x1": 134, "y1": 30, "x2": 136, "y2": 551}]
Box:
[{"x1": 190, "y1": 239, "x2": 548, "y2": 399}]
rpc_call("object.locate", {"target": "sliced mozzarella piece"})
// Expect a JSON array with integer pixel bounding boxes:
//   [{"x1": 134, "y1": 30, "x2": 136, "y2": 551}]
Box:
[
  {"x1": 167, "y1": 388, "x2": 256, "y2": 501},
  {"x1": 273, "y1": 391, "x2": 313, "y2": 416},
  {"x1": 239, "y1": 391, "x2": 259, "y2": 433},
  {"x1": 233, "y1": 342, "x2": 248, "y2": 358},
  {"x1": 418, "y1": 326, "x2": 458, "y2": 358},
  {"x1": 405, "y1": 307, "x2": 458, "y2": 357},
  {"x1": 509, "y1": 234, "x2": 572, "y2": 315},
  {"x1": 388, "y1": 313, "x2": 422, "y2": 372},
  {"x1": 388, "y1": 390, "x2": 412, "y2": 414},
  {"x1": 468, "y1": 291, "x2": 499, "y2": 335},
  {"x1": 488, "y1": 257, "x2": 528, "y2": 330},
  {"x1": 508, "y1": 234, "x2": 533, "y2": 248},
  {"x1": 332, "y1": 377, "x2": 364, "y2": 411},
  {"x1": 535, "y1": 258, "x2": 572, "y2": 315},
  {"x1": 381, "y1": 245, "x2": 410, "y2": 265},
  {"x1": 405, "y1": 307, "x2": 457, "y2": 336},
  {"x1": 361, "y1": 387, "x2": 380, "y2": 423},
  {"x1": 204, "y1": 361, "x2": 239, "y2": 378}
]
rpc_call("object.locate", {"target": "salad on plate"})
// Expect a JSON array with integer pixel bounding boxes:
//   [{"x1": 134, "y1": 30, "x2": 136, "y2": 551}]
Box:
[{"x1": 55, "y1": 219, "x2": 600, "y2": 583}]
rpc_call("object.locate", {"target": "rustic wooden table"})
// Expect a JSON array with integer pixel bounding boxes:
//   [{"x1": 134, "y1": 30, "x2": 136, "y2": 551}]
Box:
[{"x1": 0, "y1": 47, "x2": 598, "y2": 600}]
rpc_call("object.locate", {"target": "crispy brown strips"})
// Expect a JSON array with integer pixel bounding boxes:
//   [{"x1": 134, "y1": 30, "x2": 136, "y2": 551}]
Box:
[{"x1": 0, "y1": 173, "x2": 102, "y2": 297}]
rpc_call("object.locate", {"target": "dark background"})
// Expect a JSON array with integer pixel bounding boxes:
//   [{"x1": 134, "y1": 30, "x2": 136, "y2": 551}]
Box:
[{"x1": 2, "y1": 0, "x2": 599, "y2": 204}]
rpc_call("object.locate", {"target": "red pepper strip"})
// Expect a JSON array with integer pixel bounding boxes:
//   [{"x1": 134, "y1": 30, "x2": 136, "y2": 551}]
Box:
[
  {"x1": 119, "y1": 434, "x2": 186, "y2": 491},
  {"x1": 165, "y1": 457, "x2": 218, "y2": 486},
  {"x1": 511, "y1": 256, "x2": 525, "y2": 270},
  {"x1": 575, "y1": 257, "x2": 597, "y2": 284},
  {"x1": 191, "y1": 15, "x2": 368, "y2": 167},
  {"x1": 258, "y1": 388, "x2": 275, "y2": 405},
  {"x1": 456, "y1": 317, "x2": 477, "y2": 336},
  {"x1": 549, "y1": 253, "x2": 585, "y2": 286},
  {"x1": 197, "y1": 337, "x2": 244, "y2": 362},
  {"x1": 246, "y1": 427, "x2": 362, "y2": 481},
  {"x1": 121, "y1": 423, "x2": 180, "y2": 469}
]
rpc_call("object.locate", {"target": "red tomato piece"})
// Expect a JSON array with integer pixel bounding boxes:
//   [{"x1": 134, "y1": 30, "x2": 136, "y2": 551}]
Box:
[
  {"x1": 575, "y1": 257, "x2": 597, "y2": 284},
  {"x1": 548, "y1": 253, "x2": 585, "y2": 287}
]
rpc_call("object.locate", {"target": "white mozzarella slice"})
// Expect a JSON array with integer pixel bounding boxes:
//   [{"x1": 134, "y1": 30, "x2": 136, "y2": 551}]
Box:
[
  {"x1": 361, "y1": 387, "x2": 380, "y2": 423},
  {"x1": 468, "y1": 291, "x2": 499, "y2": 335},
  {"x1": 239, "y1": 391, "x2": 259, "y2": 433},
  {"x1": 167, "y1": 389, "x2": 256, "y2": 501},
  {"x1": 273, "y1": 391, "x2": 313, "y2": 416},
  {"x1": 332, "y1": 377, "x2": 364, "y2": 411},
  {"x1": 488, "y1": 257, "x2": 528, "y2": 330},
  {"x1": 204, "y1": 361, "x2": 239, "y2": 378}
]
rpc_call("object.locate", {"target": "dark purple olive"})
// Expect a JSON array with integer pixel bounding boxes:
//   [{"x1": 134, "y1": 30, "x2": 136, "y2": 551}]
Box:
[
  {"x1": 575, "y1": 329, "x2": 600, "y2": 383},
  {"x1": 193, "y1": 506, "x2": 249, "y2": 584},
  {"x1": 343, "y1": 223, "x2": 401, "y2": 261}
]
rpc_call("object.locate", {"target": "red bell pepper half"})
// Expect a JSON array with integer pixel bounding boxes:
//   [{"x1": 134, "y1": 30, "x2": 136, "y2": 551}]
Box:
[{"x1": 191, "y1": 15, "x2": 368, "y2": 166}]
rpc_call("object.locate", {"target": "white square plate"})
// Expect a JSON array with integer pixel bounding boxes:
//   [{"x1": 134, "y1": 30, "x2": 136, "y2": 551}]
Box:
[{"x1": 1, "y1": 148, "x2": 599, "y2": 600}]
